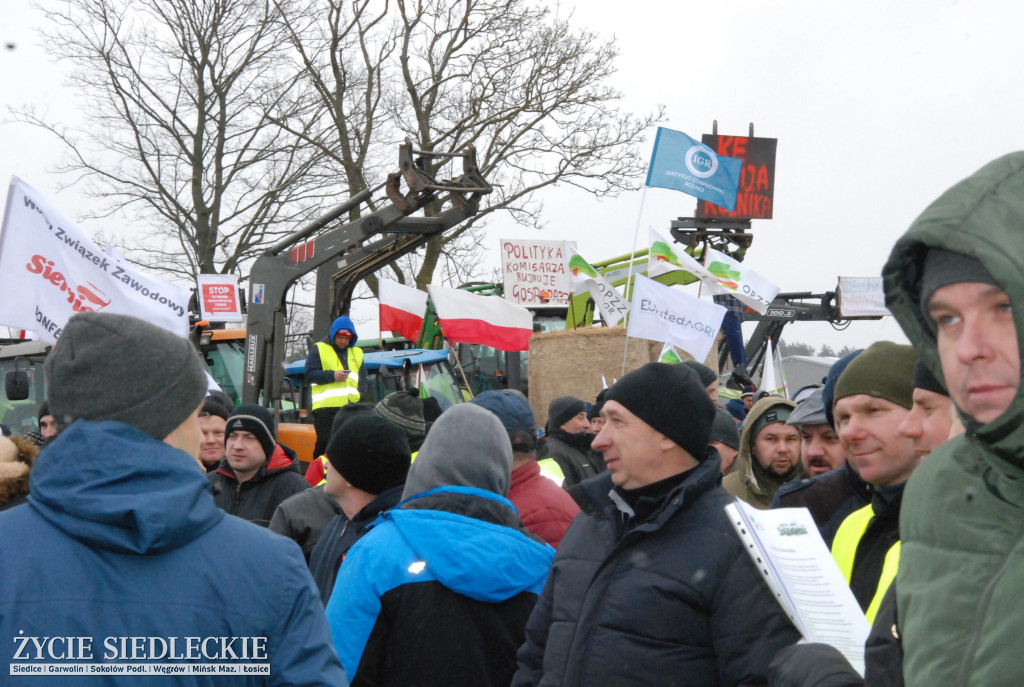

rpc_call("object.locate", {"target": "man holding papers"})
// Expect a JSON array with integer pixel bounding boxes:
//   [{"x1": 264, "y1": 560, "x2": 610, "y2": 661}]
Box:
[{"x1": 512, "y1": 362, "x2": 799, "y2": 687}]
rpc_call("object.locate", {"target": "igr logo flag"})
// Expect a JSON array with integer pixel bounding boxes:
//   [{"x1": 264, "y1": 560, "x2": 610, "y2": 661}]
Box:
[
  {"x1": 627, "y1": 275, "x2": 726, "y2": 362},
  {"x1": 645, "y1": 127, "x2": 743, "y2": 211}
]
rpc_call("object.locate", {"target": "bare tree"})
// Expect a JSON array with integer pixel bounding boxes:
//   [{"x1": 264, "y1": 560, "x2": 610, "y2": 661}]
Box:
[
  {"x1": 283, "y1": 0, "x2": 661, "y2": 294},
  {"x1": 15, "y1": 0, "x2": 331, "y2": 279}
]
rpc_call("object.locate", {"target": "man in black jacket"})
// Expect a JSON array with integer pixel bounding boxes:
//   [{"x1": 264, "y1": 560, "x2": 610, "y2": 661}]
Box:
[
  {"x1": 513, "y1": 362, "x2": 800, "y2": 687},
  {"x1": 538, "y1": 395, "x2": 600, "y2": 486},
  {"x1": 208, "y1": 403, "x2": 309, "y2": 526},
  {"x1": 308, "y1": 413, "x2": 410, "y2": 604}
]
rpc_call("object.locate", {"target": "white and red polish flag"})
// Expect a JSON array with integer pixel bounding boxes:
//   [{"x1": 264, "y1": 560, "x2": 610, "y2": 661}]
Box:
[
  {"x1": 426, "y1": 284, "x2": 533, "y2": 352},
  {"x1": 379, "y1": 277, "x2": 428, "y2": 342}
]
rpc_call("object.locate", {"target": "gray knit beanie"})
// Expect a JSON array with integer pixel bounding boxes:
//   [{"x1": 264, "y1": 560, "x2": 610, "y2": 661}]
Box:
[
  {"x1": 45, "y1": 312, "x2": 207, "y2": 440},
  {"x1": 401, "y1": 404, "x2": 512, "y2": 500}
]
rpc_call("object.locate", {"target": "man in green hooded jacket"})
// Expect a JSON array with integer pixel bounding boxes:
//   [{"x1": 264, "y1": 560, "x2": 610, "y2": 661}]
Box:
[{"x1": 883, "y1": 152, "x2": 1024, "y2": 686}]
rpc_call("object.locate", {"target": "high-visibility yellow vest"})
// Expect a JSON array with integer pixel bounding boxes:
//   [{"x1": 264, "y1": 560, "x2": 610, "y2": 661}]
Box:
[
  {"x1": 831, "y1": 503, "x2": 901, "y2": 624},
  {"x1": 311, "y1": 343, "x2": 363, "y2": 410},
  {"x1": 536, "y1": 458, "x2": 565, "y2": 486}
]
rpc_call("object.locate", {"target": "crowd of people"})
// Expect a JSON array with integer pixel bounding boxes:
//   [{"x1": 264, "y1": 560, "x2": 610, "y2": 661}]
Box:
[{"x1": 2, "y1": 152, "x2": 1024, "y2": 685}]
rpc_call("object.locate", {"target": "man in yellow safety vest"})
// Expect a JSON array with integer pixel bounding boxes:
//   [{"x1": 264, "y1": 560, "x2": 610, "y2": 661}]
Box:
[
  {"x1": 304, "y1": 315, "x2": 365, "y2": 458},
  {"x1": 829, "y1": 341, "x2": 919, "y2": 624}
]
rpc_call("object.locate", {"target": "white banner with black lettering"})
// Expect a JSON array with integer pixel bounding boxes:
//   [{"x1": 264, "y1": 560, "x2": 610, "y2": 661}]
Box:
[
  {"x1": 0, "y1": 177, "x2": 190, "y2": 342},
  {"x1": 626, "y1": 275, "x2": 726, "y2": 362}
]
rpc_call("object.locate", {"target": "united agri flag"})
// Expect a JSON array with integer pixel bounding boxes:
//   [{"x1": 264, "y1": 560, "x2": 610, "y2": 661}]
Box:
[
  {"x1": 379, "y1": 277, "x2": 428, "y2": 342},
  {"x1": 0, "y1": 177, "x2": 190, "y2": 343},
  {"x1": 626, "y1": 275, "x2": 726, "y2": 362},
  {"x1": 645, "y1": 127, "x2": 743, "y2": 211},
  {"x1": 564, "y1": 243, "x2": 630, "y2": 326},
  {"x1": 426, "y1": 284, "x2": 533, "y2": 352}
]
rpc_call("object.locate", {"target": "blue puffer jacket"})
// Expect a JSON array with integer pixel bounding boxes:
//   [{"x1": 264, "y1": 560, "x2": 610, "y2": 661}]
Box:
[
  {"x1": 0, "y1": 420, "x2": 346, "y2": 686},
  {"x1": 326, "y1": 486, "x2": 554, "y2": 686},
  {"x1": 513, "y1": 457, "x2": 801, "y2": 687}
]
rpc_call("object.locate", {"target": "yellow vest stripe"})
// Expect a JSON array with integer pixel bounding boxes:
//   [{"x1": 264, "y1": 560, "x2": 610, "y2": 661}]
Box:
[{"x1": 831, "y1": 503, "x2": 901, "y2": 625}]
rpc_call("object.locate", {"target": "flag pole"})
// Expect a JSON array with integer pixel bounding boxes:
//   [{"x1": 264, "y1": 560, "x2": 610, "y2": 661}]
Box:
[
  {"x1": 446, "y1": 337, "x2": 475, "y2": 398},
  {"x1": 621, "y1": 187, "x2": 649, "y2": 377}
]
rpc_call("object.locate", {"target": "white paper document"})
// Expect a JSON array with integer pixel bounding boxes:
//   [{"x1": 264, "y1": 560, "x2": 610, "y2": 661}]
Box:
[{"x1": 724, "y1": 500, "x2": 872, "y2": 676}]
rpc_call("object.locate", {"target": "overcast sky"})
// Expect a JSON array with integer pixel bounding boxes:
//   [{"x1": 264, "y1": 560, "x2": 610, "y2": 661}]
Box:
[{"x1": 3, "y1": 0, "x2": 1023, "y2": 351}]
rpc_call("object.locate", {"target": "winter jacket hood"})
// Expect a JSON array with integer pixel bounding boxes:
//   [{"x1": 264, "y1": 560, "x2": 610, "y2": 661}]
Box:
[
  {"x1": 388, "y1": 486, "x2": 553, "y2": 602},
  {"x1": 725, "y1": 396, "x2": 798, "y2": 506},
  {"x1": 883, "y1": 151, "x2": 1024, "y2": 464},
  {"x1": 402, "y1": 403, "x2": 512, "y2": 500},
  {"x1": 28, "y1": 419, "x2": 223, "y2": 555},
  {"x1": 328, "y1": 315, "x2": 359, "y2": 348}
]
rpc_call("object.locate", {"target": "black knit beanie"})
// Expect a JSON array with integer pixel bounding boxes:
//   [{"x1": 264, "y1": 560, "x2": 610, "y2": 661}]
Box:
[
  {"x1": 45, "y1": 312, "x2": 207, "y2": 439},
  {"x1": 200, "y1": 395, "x2": 230, "y2": 421},
  {"x1": 225, "y1": 403, "x2": 277, "y2": 460},
  {"x1": 589, "y1": 388, "x2": 608, "y2": 421},
  {"x1": 327, "y1": 414, "x2": 411, "y2": 494},
  {"x1": 912, "y1": 360, "x2": 948, "y2": 396},
  {"x1": 329, "y1": 403, "x2": 376, "y2": 440},
  {"x1": 604, "y1": 362, "x2": 715, "y2": 460},
  {"x1": 833, "y1": 342, "x2": 917, "y2": 411},
  {"x1": 548, "y1": 396, "x2": 586, "y2": 430},
  {"x1": 682, "y1": 359, "x2": 718, "y2": 387},
  {"x1": 37, "y1": 401, "x2": 51, "y2": 422},
  {"x1": 709, "y1": 407, "x2": 740, "y2": 450}
]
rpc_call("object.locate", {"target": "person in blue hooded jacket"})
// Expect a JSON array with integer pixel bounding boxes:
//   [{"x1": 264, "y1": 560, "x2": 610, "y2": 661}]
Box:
[
  {"x1": 325, "y1": 403, "x2": 555, "y2": 686},
  {"x1": 0, "y1": 312, "x2": 346, "y2": 686},
  {"x1": 305, "y1": 315, "x2": 366, "y2": 458}
]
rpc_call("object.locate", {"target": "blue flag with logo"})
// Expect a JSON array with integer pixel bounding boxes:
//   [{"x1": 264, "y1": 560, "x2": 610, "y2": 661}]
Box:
[{"x1": 644, "y1": 127, "x2": 743, "y2": 211}]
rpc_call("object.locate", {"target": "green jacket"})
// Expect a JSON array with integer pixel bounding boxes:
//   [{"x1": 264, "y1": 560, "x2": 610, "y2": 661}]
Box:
[{"x1": 882, "y1": 152, "x2": 1024, "y2": 687}]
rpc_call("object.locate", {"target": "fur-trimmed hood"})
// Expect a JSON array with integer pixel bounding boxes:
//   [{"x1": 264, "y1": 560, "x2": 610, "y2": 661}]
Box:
[{"x1": 0, "y1": 434, "x2": 38, "y2": 507}]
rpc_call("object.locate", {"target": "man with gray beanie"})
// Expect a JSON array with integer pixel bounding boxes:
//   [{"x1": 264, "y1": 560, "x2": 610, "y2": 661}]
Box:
[
  {"x1": 513, "y1": 362, "x2": 799, "y2": 687},
  {"x1": 326, "y1": 404, "x2": 554, "y2": 686},
  {"x1": 208, "y1": 402, "x2": 310, "y2": 527},
  {"x1": 0, "y1": 312, "x2": 346, "y2": 685}
]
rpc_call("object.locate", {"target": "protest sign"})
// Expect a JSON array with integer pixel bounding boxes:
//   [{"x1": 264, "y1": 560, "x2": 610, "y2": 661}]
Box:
[
  {"x1": 501, "y1": 239, "x2": 572, "y2": 308},
  {"x1": 197, "y1": 274, "x2": 243, "y2": 323}
]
